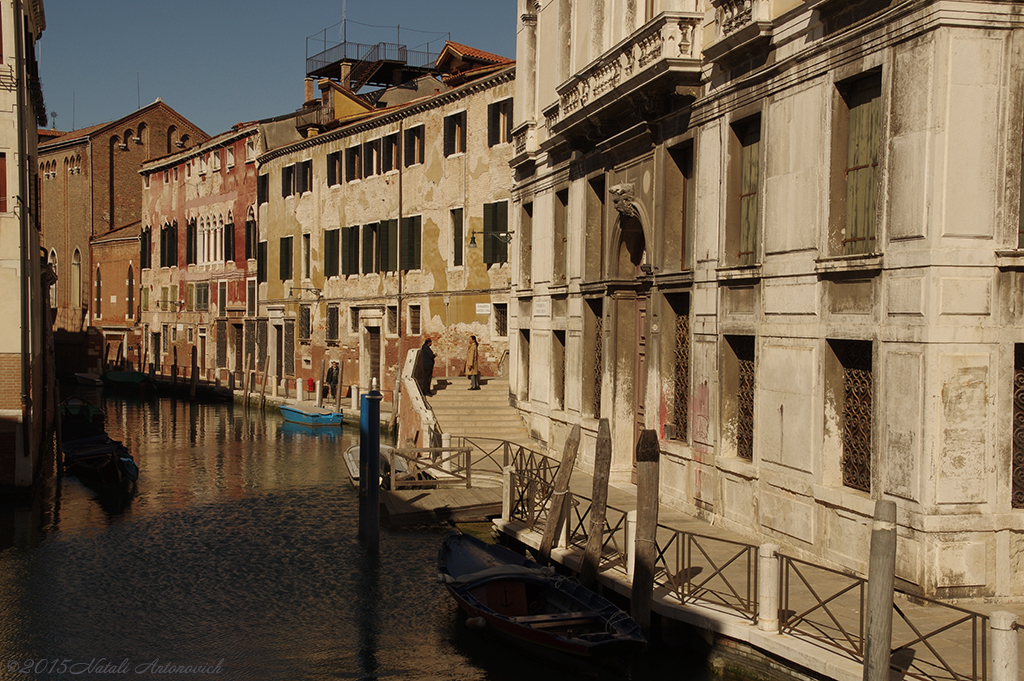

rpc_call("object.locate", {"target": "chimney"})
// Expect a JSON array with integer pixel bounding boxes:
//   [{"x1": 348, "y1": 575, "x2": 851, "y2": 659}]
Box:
[
  {"x1": 304, "y1": 77, "x2": 315, "y2": 104},
  {"x1": 339, "y1": 63, "x2": 352, "y2": 91}
]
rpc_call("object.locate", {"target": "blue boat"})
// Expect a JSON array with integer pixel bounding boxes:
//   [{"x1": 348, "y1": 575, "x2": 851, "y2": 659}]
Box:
[{"x1": 278, "y1": 403, "x2": 344, "y2": 427}]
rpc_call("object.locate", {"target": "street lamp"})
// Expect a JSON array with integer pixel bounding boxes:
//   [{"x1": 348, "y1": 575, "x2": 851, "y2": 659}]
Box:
[{"x1": 468, "y1": 230, "x2": 514, "y2": 248}]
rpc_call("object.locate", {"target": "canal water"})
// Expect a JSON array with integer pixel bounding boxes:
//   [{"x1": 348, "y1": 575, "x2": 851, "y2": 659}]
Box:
[{"x1": 0, "y1": 392, "x2": 713, "y2": 680}]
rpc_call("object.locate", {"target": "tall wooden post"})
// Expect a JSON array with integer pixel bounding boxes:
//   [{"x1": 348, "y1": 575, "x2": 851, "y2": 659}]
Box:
[
  {"x1": 189, "y1": 345, "x2": 199, "y2": 399},
  {"x1": 317, "y1": 359, "x2": 326, "y2": 408},
  {"x1": 863, "y1": 499, "x2": 897, "y2": 681},
  {"x1": 258, "y1": 354, "x2": 269, "y2": 412},
  {"x1": 359, "y1": 383, "x2": 383, "y2": 552},
  {"x1": 539, "y1": 424, "x2": 580, "y2": 564},
  {"x1": 242, "y1": 352, "x2": 251, "y2": 409},
  {"x1": 631, "y1": 429, "x2": 660, "y2": 633},
  {"x1": 579, "y1": 418, "x2": 612, "y2": 589}
]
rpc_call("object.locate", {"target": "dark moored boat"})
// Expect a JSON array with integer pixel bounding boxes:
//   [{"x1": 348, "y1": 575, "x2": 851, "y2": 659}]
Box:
[
  {"x1": 101, "y1": 370, "x2": 153, "y2": 395},
  {"x1": 437, "y1": 532, "x2": 646, "y2": 670},
  {"x1": 60, "y1": 397, "x2": 139, "y2": 489}
]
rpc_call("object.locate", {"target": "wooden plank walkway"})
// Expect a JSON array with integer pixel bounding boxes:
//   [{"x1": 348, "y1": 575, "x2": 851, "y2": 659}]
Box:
[{"x1": 382, "y1": 487, "x2": 502, "y2": 525}]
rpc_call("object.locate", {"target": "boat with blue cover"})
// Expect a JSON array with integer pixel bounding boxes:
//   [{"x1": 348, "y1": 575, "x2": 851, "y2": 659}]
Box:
[{"x1": 278, "y1": 403, "x2": 344, "y2": 427}]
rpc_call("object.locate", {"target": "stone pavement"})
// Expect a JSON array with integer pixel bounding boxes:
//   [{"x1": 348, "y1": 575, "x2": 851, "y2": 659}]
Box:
[{"x1": 494, "y1": 469, "x2": 1024, "y2": 681}]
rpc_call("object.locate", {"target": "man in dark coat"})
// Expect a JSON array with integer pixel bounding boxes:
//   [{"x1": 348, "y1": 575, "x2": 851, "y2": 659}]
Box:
[
  {"x1": 420, "y1": 338, "x2": 435, "y2": 396},
  {"x1": 325, "y1": 359, "x2": 340, "y2": 398}
]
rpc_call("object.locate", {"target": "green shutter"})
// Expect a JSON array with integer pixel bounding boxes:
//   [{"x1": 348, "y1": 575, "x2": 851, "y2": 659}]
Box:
[
  {"x1": 401, "y1": 216, "x2": 421, "y2": 271},
  {"x1": 494, "y1": 201, "x2": 508, "y2": 264},
  {"x1": 362, "y1": 224, "x2": 375, "y2": 274},
  {"x1": 342, "y1": 227, "x2": 357, "y2": 275},
  {"x1": 324, "y1": 229, "x2": 339, "y2": 277},
  {"x1": 738, "y1": 121, "x2": 759, "y2": 266},
  {"x1": 844, "y1": 74, "x2": 881, "y2": 255},
  {"x1": 483, "y1": 202, "x2": 495, "y2": 265}
]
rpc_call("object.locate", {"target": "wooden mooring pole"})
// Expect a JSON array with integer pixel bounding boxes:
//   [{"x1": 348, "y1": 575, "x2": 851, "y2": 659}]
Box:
[
  {"x1": 189, "y1": 346, "x2": 199, "y2": 399},
  {"x1": 358, "y1": 381, "x2": 383, "y2": 552},
  {"x1": 539, "y1": 424, "x2": 580, "y2": 565},
  {"x1": 579, "y1": 418, "x2": 611, "y2": 589},
  {"x1": 258, "y1": 355, "x2": 269, "y2": 412},
  {"x1": 631, "y1": 430, "x2": 660, "y2": 633},
  {"x1": 862, "y1": 499, "x2": 897, "y2": 681}
]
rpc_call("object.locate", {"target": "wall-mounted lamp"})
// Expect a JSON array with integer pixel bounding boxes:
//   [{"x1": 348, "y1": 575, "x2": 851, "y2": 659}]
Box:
[
  {"x1": 468, "y1": 230, "x2": 514, "y2": 248},
  {"x1": 288, "y1": 285, "x2": 322, "y2": 299},
  {"x1": 640, "y1": 263, "x2": 656, "y2": 275}
]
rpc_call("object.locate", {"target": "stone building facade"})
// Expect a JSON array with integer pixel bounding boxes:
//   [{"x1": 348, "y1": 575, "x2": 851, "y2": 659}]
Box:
[
  {"x1": 256, "y1": 45, "x2": 515, "y2": 408},
  {"x1": 513, "y1": 0, "x2": 1024, "y2": 598},
  {"x1": 138, "y1": 124, "x2": 261, "y2": 382},
  {"x1": 0, "y1": 0, "x2": 48, "y2": 486},
  {"x1": 38, "y1": 100, "x2": 207, "y2": 372}
]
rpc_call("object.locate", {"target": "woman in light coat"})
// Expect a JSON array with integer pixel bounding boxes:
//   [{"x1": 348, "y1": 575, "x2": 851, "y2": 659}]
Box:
[{"x1": 465, "y1": 335, "x2": 480, "y2": 390}]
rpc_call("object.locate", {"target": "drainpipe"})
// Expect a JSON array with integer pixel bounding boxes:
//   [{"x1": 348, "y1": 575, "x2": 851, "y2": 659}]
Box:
[
  {"x1": 395, "y1": 119, "x2": 403, "y2": 396},
  {"x1": 15, "y1": 0, "x2": 32, "y2": 478}
]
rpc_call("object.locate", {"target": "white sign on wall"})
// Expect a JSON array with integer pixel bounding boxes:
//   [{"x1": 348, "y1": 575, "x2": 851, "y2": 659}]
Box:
[{"x1": 476, "y1": 303, "x2": 491, "y2": 315}]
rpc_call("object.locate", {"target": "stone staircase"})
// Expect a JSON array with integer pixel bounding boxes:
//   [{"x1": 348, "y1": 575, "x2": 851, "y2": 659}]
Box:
[{"x1": 426, "y1": 375, "x2": 534, "y2": 447}]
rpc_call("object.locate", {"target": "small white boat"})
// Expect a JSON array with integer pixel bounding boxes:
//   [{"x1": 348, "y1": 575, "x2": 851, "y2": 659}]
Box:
[{"x1": 343, "y1": 443, "x2": 396, "y2": 488}]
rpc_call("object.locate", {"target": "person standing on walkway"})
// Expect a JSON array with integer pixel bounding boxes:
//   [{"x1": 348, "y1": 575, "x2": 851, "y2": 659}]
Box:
[
  {"x1": 325, "y1": 359, "x2": 340, "y2": 398},
  {"x1": 419, "y1": 338, "x2": 435, "y2": 396},
  {"x1": 465, "y1": 335, "x2": 480, "y2": 390}
]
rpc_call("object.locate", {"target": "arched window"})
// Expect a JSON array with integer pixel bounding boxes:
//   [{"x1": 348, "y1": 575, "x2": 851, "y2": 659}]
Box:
[
  {"x1": 71, "y1": 249, "x2": 81, "y2": 308},
  {"x1": 127, "y1": 266, "x2": 134, "y2": 319},
  {"x1": 123, "y1": 130, "x2": 134, "y2": 148},
  {"x1": 167, "y1": 125, "x2": 177, "y2": 154},
  {"x1": 136, "y1": 122, "x2": 147, "y2": 147},
  {"x1": 48, "y1": 249, "x2": 57, "y2": 305},
  {"x1": 95, "y1": 266, "x2": 102, "y2": 318}
]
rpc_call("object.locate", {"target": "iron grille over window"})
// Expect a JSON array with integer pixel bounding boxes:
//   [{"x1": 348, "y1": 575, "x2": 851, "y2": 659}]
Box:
[
  {"x1": 326, "y1": 305, "x2": 339, "y2": 341},
  {"x1": 733, "y1": 335, "x2": 755, "y2": 460},
  {"x1": 592, "y1": 301, "x2": 603, "y2": 419},
  {"x1": 672, "y1": 299, "x2": 690, "y2": 442},
  {"x1": 837, "y1": 339, "x2": 872, "y2": 492},
  {"x1": 284, "y1": 320, "x2": 295, "y2": 376},
  {"x1": 299, "y1": 305, "x2": 311, "y2": 341},
  {"x1": 409, "y1": 305, "x2": 421, "y2": 335},
  {"x1": 387, "y1": 306, "x2": 397, "y2": 335},
  {"x1": 494, "y1": 303, "x2": 508, "y2": 338},
  {"x1": 216, "y1": 320, "x2": 227, "y2": 368}
]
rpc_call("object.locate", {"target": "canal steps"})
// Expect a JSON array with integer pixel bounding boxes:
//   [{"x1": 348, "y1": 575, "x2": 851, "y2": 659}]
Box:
[{"x1": 426, "y1": 376, "x2": 534, "y2": 446}]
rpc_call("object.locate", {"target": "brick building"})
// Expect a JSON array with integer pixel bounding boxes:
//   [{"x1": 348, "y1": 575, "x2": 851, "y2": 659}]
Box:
[
  {"x1": 38, "y1": 100, "x2": 208, "y2": 373},
  {"x1": 0, "y1": 0, "x2": 49, "y2": 487},
  {"x1": 139, "y1": 123, "x2": 263, "y2": 382}
]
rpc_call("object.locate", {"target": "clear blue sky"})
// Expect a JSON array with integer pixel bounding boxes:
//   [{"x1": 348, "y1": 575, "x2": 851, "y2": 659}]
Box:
[{"x1": 38, "y1": 1, "x2": 517, "y2": 137}]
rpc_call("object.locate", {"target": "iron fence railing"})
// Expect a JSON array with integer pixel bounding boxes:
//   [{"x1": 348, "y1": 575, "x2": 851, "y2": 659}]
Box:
[{"x1": 503, "y1": 447, "x2": 995, "y2": 681}]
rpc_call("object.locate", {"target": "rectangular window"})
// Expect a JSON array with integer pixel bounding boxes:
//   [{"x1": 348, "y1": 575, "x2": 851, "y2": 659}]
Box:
[
  {"x1": 195, "y1": 282, "x2": 210, "y2": 311},
  {"x1": 282, "y1": 164, "x2": 295, "y2": 197},
  {"x1": 838, "y1": 73, "x2": 882, "y2": 255},
  {"x1": 245, "y1": 219, "x2": 258, "y2": 260},
  {"x1": 299, "y1": 305, "x2": 312, "y2": 341},
  {"x1": 1013, "y1": 346, "x2": 1024, "y2": 507},
  {"x1": 218, "y1": 281, "x2": 227, "y2": 316},
  {"x1": 212, "y1": 150, "x2": 222, "y2": 172},
  {"x1": 409, "y1": 304, "x2": 421, "y2": 335},
  {"x1": 554, "y1": 188, "x2": 568, "y2": 283},
  {"x1": 829, "y1": 339, "x2": 873, "y2": 493},
  {"x1": 451, "y1": 208, "x2": 464, "y2": 267},
  {"x1": 279, "y1": 236, "x2": 293, "y2": 280},
  {"x1": 296, "y1": 159, "x2": 312, "y2": 194},
  {"x1": 553, "y1": 330, "x2": 566, "y2": 410},
  {"x1": 257, "y1": 174, "x2": 268, "y2": 205},
  {"x1": 327, "y1": 151, "x2": 343, "y2": 187},
  {"x1": 327, "y1": 304, "x2": 340, "y2": 341},
  {"x1": 387, "y1": 305, "x2": 398, "y2": 335},
  {"x1": 302, "y1": 233, "x2": 311, "y2": 278},
  {"x1": 494, "y1": 302, "x2": 508, "y2": 337},
  {"x1": 666, "y1": 294, "x2": 690, "y2": 442},
  {"x1": 361, "y1": 223, "x2": 377, "y2": 274},
  {"x1": 346, "y1": 146, "x2": 362, "y2": 182},
  {"x1": 444, "y1": 111, "x2": 467, "y2": 156},
  {"x1": 404, "y1": 125, "x2": 424, "y2": 167},
  {"x1": 731, "y1": 117, "x2": 760, "y2": 267},
  {"x1": 247, "y1": 279, "x2": 256, "y2": 316},
  {"x1": 226, "y1": 146, "x2": 235, "y2": 168},
  {"x1": 186, "y1": 283, "x2": 195, "y2": 311},
  {"x1": 724, "y1": 335, "x2": 755, "y2": 460},
  {"x1": 488, "y1": 99, "x2": 513, "y2": 146},
  {"x1": 378, "y1": 219, "x2": 398, "y2": 273},
  {"x1": 666, "y1": 143, "x2": 695, "y2": 270},
  {"x1": 350, "y1": 307, "x2": 360, "y2": 333},
  {"x1": 521, "y1": 202, "x2": 533, "y2": 285},
  {"x1": 257, "y1": 241, "x2": 267, "y2": 283},
  {"x1": 324, "y1": 228, "x2": 340, "y2": 278},
  {"x1": 246, "y1": 138, "x2": 256, "y2": 162},
  {"x1": 382, "y1": 134, "x2": 398, "y2": 172},
  {"x1": 401, "y1": 215, "x2": 422, "y2": 271},
  {"x1": 141, "y1": 287, "x2": 149, "y2": 312},
  {"x1": 341, "y1": 226, "x2": 359, "y2": 276},
  {"x1": 363, "y1": 140, "x2": 379, "y2": 178},
  {"x1": 483, "y1": 201, "x2": 509, "y2": 265}
]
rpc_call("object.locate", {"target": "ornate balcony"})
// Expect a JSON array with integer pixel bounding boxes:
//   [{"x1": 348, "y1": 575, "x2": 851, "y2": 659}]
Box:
[
  {"x1": 550, "y1": 11, "x2": 702, "y2": 147},
  {"x1": 703, "y1": 0, "x2": 773, "y2": 66}
]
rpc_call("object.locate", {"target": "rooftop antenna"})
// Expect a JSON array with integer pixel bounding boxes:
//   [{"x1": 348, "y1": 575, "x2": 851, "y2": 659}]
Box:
[{"x1": 343, "y1": 0, "x2": 347, "y2": 43}]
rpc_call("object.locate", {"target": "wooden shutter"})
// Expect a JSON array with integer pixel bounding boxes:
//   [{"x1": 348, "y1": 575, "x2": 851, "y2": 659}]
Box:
[
  {"x1": 362, "y1": 224, "x2": 376, "y2": 274},
  {"x1": 844, "y1": 74, "x2": 881, "y2": 255},
  {"x1": 327, "y1": 152, "x2": 336, "y2": 186},
  {"x1": 738, "y1": 120, "x2": 760, "y2": 266},
  {"x1": 324, "y1": 228, "x2": 339, "y2": 277},
  {"x1": 401, "y1": 216, "x2": 421, "y2": 271},
  {"x1": 483, "y1": 203, "x2": 495, "y2": 265},
  {"x1": 280, "y1": 236, "x2": 292, "y2": 280},
  {"x1": 341, "y1": 226, "x2": 357, "y2": 275},
  {"x1": 284, "y1": 319, "x2": 295, "y2": 376},
  {"x1": 225, "y1": 222, "x2": 235, "y2": 263}
]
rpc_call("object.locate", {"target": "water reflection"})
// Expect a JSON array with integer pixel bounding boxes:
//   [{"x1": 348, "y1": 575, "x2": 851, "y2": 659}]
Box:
[{"x1": 0, "y1": 394, "x2": 713, "y2": 680}]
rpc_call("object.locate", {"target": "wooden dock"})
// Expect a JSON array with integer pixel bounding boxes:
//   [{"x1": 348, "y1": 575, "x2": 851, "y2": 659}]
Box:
[{"x1": 382, "y1": 487, "x2": 502, "y2": 525}]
